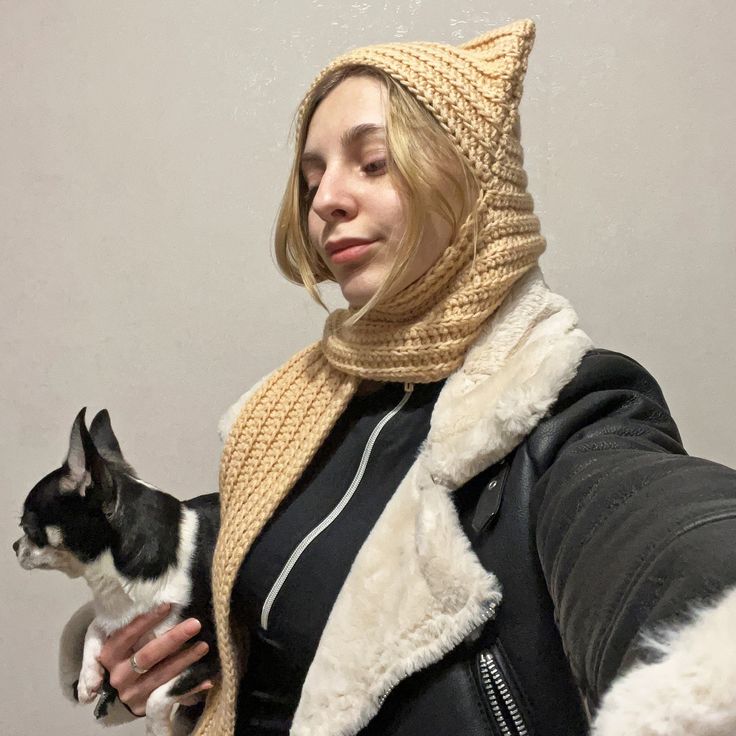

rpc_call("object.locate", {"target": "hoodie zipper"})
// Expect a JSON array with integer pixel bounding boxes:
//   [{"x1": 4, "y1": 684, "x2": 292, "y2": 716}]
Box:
[
  {"x1": 260, "y1": 382, "x2": 415, "y2": 631},
  {"x1": 477, "y1": 647, "x2": 529, "y2": 736}
]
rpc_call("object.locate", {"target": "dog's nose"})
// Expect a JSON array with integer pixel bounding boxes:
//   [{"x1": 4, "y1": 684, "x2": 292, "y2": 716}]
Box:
[{"x1": 12, "y1": 539, "x2": 20, "y2": 554}]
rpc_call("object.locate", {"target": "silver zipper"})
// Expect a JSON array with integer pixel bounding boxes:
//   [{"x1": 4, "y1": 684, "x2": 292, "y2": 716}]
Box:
[
  {"x1": 478, "y1": 650, "x2": 529, "y2": 736},
  {"x1": 260, "y1": 382, "x2": 415, "y2": 631}
]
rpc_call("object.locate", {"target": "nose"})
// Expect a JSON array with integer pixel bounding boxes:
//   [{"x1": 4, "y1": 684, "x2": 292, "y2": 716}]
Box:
[
  {"x1": 13, "y1": 538, "x2": 20, "y2": 554},
  {"x1": 311, "y1": 167, "x2": 357, "y2": 224}
]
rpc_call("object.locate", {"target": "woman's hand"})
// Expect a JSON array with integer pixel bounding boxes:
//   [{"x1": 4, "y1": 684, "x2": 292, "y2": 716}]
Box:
[{"x1": 99, "y1": 603, "x2": 212, "y2": 717}]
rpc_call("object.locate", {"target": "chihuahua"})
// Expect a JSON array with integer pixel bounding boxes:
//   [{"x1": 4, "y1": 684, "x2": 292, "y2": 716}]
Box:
[{"x1": 13, "y1": 408, "x2": 219, "y2": 735}]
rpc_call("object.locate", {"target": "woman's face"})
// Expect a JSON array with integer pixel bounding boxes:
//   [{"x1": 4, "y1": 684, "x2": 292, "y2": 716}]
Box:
[{"x1": 301, "y1": 76, "x2": 453, "y2": 308}]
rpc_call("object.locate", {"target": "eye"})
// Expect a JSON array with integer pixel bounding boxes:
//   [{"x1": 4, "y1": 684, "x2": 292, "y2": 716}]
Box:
[
  {"x1": 23, "y1": 525, "x2": 45, "y2": 547},
  {"x1": 363, "y1": 159, "x2": 386, "y2": 175}
]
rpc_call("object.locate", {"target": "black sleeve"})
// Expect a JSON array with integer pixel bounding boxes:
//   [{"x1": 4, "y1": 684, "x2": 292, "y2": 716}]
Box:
[{"x1": 527, "y1": 349, "x2": 736, "y2": 711}]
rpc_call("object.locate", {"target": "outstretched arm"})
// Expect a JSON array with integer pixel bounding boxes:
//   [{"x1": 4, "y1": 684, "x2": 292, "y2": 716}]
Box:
[{"x1": 529, "y1": 350, "x2": 736, "y2": 733}]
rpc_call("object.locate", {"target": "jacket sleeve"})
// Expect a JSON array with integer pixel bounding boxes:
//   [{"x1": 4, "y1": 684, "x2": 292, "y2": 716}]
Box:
[{"x1": 528, "y1": 349, "x2": 736, "y2": 733}]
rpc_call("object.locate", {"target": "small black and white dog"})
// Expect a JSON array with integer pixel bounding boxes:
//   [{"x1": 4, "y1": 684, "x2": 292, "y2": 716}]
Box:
[{"x1": 13, "y1": 408, "x2": 220, "y2": 735}]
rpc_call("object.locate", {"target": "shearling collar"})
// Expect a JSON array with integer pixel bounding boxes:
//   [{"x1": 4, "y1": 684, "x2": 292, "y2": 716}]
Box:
[{"x1": 220, "y1": 267, "x2": 593, "y2": 736}]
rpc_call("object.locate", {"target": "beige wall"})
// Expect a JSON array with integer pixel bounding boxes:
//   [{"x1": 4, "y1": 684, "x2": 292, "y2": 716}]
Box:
[{"x1": 2, "y1": 2, "x2": 734, "y2": 734}]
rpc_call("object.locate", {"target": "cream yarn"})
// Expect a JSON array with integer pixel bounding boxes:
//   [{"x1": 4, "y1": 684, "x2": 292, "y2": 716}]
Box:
[{"x1": 194, "y1": 18, "x2": 543, "y2": 736}]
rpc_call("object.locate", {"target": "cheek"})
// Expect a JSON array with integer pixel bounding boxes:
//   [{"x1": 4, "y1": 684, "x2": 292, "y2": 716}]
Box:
[
  {"x1": 307, "y1": 210, "x2": 323, "y2": 245},
  {"x1": 424, "y1": 214, "x2": 453, "y2": 265},
  {"x1": 307, "y1": 212, "x2": 336, "y2": 277},
  {"x1": 393, "y1": 212, "x2": 452, "y2": 289},
  {"x1": 380, "y1": 191, "x2": 407, "y2": 239}
]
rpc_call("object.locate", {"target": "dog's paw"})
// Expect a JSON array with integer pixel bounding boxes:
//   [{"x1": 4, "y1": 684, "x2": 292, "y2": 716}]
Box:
[{"x1": 76, "y1": 663, "x2": 104, "y2": 704}]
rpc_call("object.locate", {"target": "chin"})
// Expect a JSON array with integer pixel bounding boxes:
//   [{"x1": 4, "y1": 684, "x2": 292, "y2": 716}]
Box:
[
  {"x1": 339, "y1": 277, "x2": 381, "y2": 309},
  {"x1": 344, "y1": 294, "x2": 372, "y2": 309}
]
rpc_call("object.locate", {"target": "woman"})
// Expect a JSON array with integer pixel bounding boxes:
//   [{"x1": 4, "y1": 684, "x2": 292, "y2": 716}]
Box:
[{"x1": 70, "y1": 18, "x2": 736, "y2": 735}]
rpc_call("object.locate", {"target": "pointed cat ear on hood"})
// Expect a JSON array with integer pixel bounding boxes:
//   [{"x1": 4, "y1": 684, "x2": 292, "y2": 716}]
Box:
[{"x1": 62, "y1": 408, "x2": 113, "y2": 508}]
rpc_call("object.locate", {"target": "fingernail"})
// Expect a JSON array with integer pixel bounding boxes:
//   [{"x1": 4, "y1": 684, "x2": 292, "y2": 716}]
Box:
[
  {"x1": 183, "y1": 618, "x2": 202, "y2": 635},
  {"x1": 157, "y1": 603, "x2": 171, "y2": 614},
  {"x1": 195, "y1": 641, "x2": 209, "y2": 654},
  {"x1": 201, "y1": 680, "x2": 213, "y2": 690}
]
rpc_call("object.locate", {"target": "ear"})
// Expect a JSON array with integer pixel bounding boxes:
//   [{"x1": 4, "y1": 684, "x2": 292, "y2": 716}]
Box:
[
  {"x1": 63, "y1": 410, "x2": 116, "y2": 514},
  {"x1": 63, "y1": 408, "x2": 94, "y2": 496},
  {"x1": 89, "y1": 410, "x2": 126, "y2": 465}
]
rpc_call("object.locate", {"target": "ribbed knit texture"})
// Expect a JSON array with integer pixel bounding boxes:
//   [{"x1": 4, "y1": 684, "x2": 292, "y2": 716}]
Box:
[{"x1": 195, "y1": 18, "x2": 542, "y2": 736}]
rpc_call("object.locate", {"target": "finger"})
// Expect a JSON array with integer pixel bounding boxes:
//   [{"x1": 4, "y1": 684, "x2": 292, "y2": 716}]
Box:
[
  {"x1": 101, "y1": 603, "x2": 172, "y2": 661},
  {"x1": 121, "y1": 641, "x2": 210, "y2": 710},
  {"x1": 125, "y1": 618, "x2": 202, "y2": 674},
  {"x1": 106, "y1": 618, "x2": 202, "y2": 696},
  {"x1": 140, "y1": 640, "x2": 210, "y2": 690}
]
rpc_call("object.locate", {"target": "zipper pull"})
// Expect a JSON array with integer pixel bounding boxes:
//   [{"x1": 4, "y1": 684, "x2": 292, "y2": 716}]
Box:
[{"x1": 404, "y1": 382, "x2": 414, "y2": 393}]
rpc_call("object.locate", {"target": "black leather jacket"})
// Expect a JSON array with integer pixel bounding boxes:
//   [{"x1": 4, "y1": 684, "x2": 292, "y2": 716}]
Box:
[
  {"x1": 358, "y1": 349, "x2": 736, "y2": 735},
  {"x1": 63, "y1": 345, "x2": 736, "y2": 735}
]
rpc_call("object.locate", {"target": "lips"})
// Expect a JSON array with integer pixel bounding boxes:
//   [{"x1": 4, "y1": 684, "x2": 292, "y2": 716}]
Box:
[
  {"x1": 325, "y1": 238, "x2": 376, "y2": 265},
  {"x1": 325, "y1": 237, "x2": 375, "y2": 256}
]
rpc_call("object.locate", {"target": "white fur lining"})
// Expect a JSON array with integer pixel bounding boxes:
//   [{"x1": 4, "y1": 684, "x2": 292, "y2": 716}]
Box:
[
  {"x1": 218, "y1": 267, "x2": 594, "y2": 736},
  {"x1": 291, "y1": 459, "x2": 502, "y2": 736},
  {"x1": 592, "y1": 585, "x2": 736, "y2": 736},
  {"x1": 425, "y1": 271, "x2": 592, "y2": 488}
]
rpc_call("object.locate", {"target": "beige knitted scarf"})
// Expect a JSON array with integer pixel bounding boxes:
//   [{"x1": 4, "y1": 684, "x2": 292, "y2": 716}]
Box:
[{"x1": 194, "y1": 18, "x2": 543, "y2": 736}]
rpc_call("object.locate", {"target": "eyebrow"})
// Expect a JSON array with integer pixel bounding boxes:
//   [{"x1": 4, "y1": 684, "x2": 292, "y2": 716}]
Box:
[{"x1": 301, "y1": 123, "x2": 386, "y2": 170}]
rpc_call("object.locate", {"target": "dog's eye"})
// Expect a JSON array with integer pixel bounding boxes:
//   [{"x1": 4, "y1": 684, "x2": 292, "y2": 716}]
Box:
[{"x1": 22, "y1": 523, "x2": 46, "y2": 547}]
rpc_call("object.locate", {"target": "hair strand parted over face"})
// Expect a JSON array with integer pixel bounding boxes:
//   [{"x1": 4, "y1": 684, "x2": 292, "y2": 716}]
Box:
[{"x1": 274, "y1": 65, "x2": 480, "y2": 323}]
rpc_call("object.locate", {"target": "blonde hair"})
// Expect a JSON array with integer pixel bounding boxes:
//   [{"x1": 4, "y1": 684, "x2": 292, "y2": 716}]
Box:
[{"x1": 274, "y1": 65, "x2": 480, "y2": 321}]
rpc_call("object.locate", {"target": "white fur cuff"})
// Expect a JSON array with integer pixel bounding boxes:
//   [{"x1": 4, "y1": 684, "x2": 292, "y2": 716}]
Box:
[{"x1": 592, "y1": 585, "x2": 736, "y2": 736}]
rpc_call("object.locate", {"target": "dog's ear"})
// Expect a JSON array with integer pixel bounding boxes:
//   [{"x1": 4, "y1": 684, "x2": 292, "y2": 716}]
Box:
[
  {"x1": 89, "y1": 410, "x2": 125, "y2": 465},
  {"x1": 62, "y1": 409, "x2": 116, "y2": 514},
  {"x1": 63, "y1": 408, "x2": 95, "y2": 496}
]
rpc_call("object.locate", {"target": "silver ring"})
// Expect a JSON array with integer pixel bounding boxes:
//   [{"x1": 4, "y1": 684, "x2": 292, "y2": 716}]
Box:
[{"x1": 130, "y1": 652, "x2": 149, "y2": 675}]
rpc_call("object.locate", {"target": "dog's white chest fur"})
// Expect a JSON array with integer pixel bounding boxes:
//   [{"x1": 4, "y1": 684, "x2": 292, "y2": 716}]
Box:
[{"x1": 84, "y1": 506, "x2": 199, "y2": 633}]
